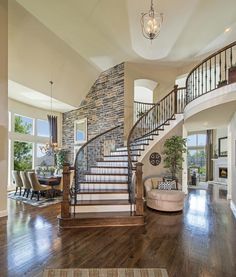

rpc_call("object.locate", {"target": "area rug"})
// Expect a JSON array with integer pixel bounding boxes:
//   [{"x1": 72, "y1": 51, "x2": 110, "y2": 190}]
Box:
[
  {"x1": 43, "y1": 268, "x2": 169, "y2": 277},
  {"x1": 8, "y1": 192, "x2": 62, "y2": 208}
]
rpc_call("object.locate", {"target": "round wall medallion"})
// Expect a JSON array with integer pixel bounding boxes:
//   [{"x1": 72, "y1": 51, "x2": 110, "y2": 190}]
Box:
[{"x1": 149, "y1": 152, "x2": 161, "y2": 166}]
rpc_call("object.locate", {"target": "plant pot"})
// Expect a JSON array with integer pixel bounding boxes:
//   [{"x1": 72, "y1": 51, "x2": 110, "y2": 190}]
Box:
[{"x1": 228, "y1": 66, "x2": 236, "y2": 84}]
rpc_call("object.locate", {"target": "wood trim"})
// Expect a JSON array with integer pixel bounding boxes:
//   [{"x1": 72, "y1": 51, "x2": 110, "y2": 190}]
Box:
[
  {"x1": 135, "y1": 162, "x2": 144, "y2": 216},
  {"x1": 61, "y1": 163, "x2": 70, "y2": 218}
]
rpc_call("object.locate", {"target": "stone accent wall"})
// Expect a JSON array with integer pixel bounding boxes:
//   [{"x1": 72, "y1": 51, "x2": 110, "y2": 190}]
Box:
[{"x1": 62, "y1": 63, "x2": 125, "y2": 163}]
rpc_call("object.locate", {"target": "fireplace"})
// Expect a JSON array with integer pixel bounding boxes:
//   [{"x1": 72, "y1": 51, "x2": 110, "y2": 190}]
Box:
[{"x1": 219, "y1": 167, "x2": 227, "y2": 178}]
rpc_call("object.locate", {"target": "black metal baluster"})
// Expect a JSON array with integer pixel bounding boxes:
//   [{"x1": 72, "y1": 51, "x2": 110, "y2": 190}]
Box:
[
  {"x1": 201, "y1": 64, "x2": 204, "y2": 95},
  {"x1": 209, "y1": 58, "x2": 212, "y2": 91},
  {"x1": 219, "y1": 52, "x2": 222, "y2": 82},
  {"x1": 230, "y1": 47, "x2": 233, "y2": 67},
  {"x1": 225, "y1": 50, "x2": 227, "y2": 82},
  {"x1": 214, "y1": 55, "x2": 217, "y2": 89},
  {"x1": 205, "y1": 61, "x2": 207, "y2": 93}
]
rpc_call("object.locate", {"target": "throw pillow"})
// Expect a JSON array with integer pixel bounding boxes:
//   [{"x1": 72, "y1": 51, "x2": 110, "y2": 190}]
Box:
[{"x1": 158, "y1": 181, "x2": 172, "y2": 190}]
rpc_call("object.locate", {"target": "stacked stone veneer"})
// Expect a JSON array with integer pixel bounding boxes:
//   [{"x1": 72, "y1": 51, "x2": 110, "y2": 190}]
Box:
[{"x1": 62, "y1": 63, "x2": 125, "y2": 163}]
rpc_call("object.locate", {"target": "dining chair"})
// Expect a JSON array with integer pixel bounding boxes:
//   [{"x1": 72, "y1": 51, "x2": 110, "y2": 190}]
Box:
[
  {"x1": 20, "y1": 171, "x2": 32, "y2": 198},
  {"x1": 55, "y1": 170, "x2": 75, "y2": 192},
  {"x1": 12, "y1": 171, "x2": 23, "y2": 196},
  {"x1": 27, "y1": 172, "x2": 51, "y2": 201}
]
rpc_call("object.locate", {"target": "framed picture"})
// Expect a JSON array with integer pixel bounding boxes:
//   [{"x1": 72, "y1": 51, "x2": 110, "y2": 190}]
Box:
[
  {"x1": 74, "y1": 118, "x2": 87, "y2": 144},
  {"x1": 218, "y1": 137, "x2": 227, "y2": 157}
]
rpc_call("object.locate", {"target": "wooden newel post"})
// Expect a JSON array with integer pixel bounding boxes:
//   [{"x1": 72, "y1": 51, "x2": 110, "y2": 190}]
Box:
[
  {"x1": 135, "y1": 162, "x2": 144, "y2": 216},
  {"x1": 174, "y1": 84, "x2": 178, "y2": 114},
  {"x1": 61, "y1": 163, "x2": 70, "y2": 218}
]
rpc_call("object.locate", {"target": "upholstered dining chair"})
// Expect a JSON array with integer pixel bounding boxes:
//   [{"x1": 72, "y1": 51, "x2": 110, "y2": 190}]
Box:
[
  {"x1": 27, "y1": 172, "x2": 51, "y2": 201},
  {"x1": 55, "y1": 170, "x2": 75, "y2": 192},
  {"x1": 12, "y1": 170, "x2": 23, "y2": 196},
  {"x1": 20, "y1": 171, "x2": 32, "y2": 198}
]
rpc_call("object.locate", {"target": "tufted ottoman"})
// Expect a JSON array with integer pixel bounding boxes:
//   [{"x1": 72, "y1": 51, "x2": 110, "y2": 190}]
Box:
[{"x1": 144, "y1": 177, "x2": 185, "y2": 212}]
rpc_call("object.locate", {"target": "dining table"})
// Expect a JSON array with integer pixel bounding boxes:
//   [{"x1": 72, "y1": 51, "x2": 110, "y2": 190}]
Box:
[{"x1": 37, "y1": 175, "x2": 62, "y2": 198}]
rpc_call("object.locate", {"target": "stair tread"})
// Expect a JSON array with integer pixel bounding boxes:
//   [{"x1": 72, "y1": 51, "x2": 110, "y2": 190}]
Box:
[
  {"x1": 66, "y1": 211, "x2": 137, "y2": 219},
  {"x1": 85, "y1": 173, "x2": 128, "y2": 176},
  {"x1": 80, "y1": 181, "x2": 128, "y2": 184},
  {"x1": 78, "y1": 189, "x2": 128, "y2": 194},
  {"x1": 75, "y1": 200, "x2": 130, "y2": 206},
  {"x1": 91, "y1": 166, "x2": 128, "y2": 169}
]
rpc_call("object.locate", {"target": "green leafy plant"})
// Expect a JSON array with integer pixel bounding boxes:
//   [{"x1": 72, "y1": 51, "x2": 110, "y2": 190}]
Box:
[
  {"x1": 55, "y1": 149, "x2": 69, "y2": 169},
  {"x1": 14, "y1": 117, "x2": 33, "y2": 170},
  {"x1": 163, "y1": 136, "x2": 187, "y2": 179}
]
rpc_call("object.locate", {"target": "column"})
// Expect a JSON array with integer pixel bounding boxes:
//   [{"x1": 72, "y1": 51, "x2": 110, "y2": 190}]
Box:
[{"x1": 0, "y1": 0, "x2": 8, "y2": 217}]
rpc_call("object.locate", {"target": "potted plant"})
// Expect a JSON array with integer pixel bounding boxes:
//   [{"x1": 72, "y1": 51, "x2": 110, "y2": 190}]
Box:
[
  {"x1": 228, "y1": 63, "x2": 236, "y2": 84},
  {"x1": 217, "y1": 80, "x2": 227, "y2": 88},
  {"x1": 55, "y1": 149, "x2": 70, "y2": 173},
  {"x1": 163, "y1": 136, "x2": 187, "y2": 181}
]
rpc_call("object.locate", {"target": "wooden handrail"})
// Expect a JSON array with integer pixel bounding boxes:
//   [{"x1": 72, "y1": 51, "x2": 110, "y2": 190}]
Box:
[{"x1": 134, "y1": 100, "x2": 155, "y2": 106}]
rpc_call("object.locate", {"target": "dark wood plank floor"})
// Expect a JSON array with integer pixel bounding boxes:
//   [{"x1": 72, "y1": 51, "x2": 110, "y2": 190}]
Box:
[{"x1": 0, "y1": 185, "x2": 236, "y2": 277}]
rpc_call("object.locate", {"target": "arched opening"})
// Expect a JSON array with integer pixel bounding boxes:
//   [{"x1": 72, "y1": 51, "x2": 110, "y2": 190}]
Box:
[{"x1": 134, "y1": 79, "x2": 157, "y2": 123}]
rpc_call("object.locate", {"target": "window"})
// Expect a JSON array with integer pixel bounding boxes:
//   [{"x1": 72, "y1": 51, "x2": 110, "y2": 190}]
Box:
[
  {"x1": 14, "y1": 114, "x2": 33, "y2": 135},
  {"x1": 74, "y1": 118, "x2": 87, "y2": 144},
  {"x1": 187, "y1": 132, "x2": 207, "y2": 183},
  {"x1": 35, "y1": 143, "x2": 54, "y2": 167},
  {"x1": 36, "y1": 119, "x2": 49, "y2": 137},
  {"x1": 13, "y1": 141, "x2": 33, "y2": 170}
]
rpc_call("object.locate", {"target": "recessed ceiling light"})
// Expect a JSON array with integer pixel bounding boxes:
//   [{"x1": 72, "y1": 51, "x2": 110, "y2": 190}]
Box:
[{"x1": 225, "y1": 27, "x2": 231, "y2": 33}]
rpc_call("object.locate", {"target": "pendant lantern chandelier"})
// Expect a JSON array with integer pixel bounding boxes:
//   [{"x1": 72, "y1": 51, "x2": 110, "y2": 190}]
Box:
[{"x1": 141, "y1": 0, "x2": 163, "y2": 41}]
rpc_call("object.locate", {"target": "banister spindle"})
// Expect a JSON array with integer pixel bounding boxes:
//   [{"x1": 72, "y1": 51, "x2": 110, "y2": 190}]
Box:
[
  {"x1": 214, "y1": 55, "x2": 217, "y2": 89},
  {"x1": 209, "y1": 58, "x2": 212, "y2": 90},
  {"x1": 225, "y1": 50, "x2": 227, "y2": 81},
  {"x1": 219, "y1": 52, "x2": 222, "y2": 82}
]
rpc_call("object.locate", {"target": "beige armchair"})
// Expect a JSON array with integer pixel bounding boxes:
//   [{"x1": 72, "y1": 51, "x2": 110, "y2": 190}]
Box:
[
  {"x1": 28, "y1": 172, "x2": 51, "y2": 201},
  {"x1": 12, "y1": 171, "x2": 23, "y2": 196},
  {"x1": 144, "y1": 177, "x2": 185, "y2": 212},
  {"x1": 20, "y1": 171, "x2": 32, "y2": 198}
]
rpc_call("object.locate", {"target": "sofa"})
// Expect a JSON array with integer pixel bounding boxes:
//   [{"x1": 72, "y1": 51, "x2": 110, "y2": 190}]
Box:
[{"x1": 144, "y1": 177, "x2": 185, "y2": 212}]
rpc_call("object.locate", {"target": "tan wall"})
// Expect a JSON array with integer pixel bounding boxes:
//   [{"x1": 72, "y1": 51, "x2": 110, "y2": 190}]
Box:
[
  {"x1": 141, "y1": 121, "x2": 183, "y2": 183},
  {"x1": 124, "y1": 62, "x2": 179, "y2": 141},
  {"x1": 0, "y1": 0, "x2": 8, "y2": 217},
  {"x1": 8, "y1": 0, "x2": 100, "y2": 108}
]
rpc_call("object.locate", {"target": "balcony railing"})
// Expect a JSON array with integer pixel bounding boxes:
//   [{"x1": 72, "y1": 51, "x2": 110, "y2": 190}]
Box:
[
  {"x1": 186, "y1": 41, "x2": 236, "y2": 104},
  {"x1": 133, "y1": 101, "x2": 155, "y2": 123}
]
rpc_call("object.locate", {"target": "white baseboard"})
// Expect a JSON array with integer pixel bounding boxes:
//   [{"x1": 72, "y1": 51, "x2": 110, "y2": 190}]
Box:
[
  {"x1": 0, "y1": 209, "x2": 8, "y2": 218},
  {"x1": 230, "y1": 201, "x2": 236, "y2": 219}
]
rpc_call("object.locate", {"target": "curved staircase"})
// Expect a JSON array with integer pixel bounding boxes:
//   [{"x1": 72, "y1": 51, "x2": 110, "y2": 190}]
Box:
[{"x1": 58, "y1": 41, "x2": 236, "y2": 228}]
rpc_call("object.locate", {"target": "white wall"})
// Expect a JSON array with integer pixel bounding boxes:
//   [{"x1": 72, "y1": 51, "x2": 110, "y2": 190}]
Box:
[{"x1": 0, "y1": 0, "x2": 8, "y2": 217}]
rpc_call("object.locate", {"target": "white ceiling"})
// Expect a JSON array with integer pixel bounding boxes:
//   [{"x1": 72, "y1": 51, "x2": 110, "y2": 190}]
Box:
[
  {"x1": 16, "y1": 0, "x2": 236, "y2": 70},
  {"x1": 9, "y1": 0, "x2": 236, "y2": 111},
  {"x1": 8, "y1": 80, "x2": 76, "y2": 112},
  {"x1": 184, "y1": 101, "x2": 236, "y2": 131}
]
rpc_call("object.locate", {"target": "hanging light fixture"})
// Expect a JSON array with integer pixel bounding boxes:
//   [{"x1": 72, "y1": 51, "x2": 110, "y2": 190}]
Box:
[
  {"x1": 141, "y1": 0, "x2": 163, "y2": 41},
  {"x1": 40, "y1": 81, "x2": 60, "y2": 156}
]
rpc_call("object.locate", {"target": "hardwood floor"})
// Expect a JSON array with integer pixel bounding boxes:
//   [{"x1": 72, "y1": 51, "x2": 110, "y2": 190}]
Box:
[{"x1": 0, "y1": 185, "x2": 236, "y2": 277}]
